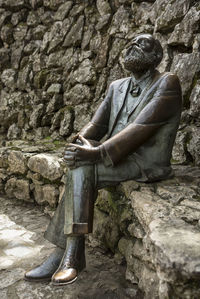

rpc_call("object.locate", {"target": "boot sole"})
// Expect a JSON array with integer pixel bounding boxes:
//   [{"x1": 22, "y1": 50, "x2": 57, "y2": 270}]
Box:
[{"x1": 51, "y1": 276, "x2": 77, "y2": 286}]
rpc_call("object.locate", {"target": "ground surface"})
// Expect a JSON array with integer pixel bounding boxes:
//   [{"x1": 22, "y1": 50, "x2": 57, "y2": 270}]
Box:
[{"x1": 0, "y1": 197, "x2": 141, "y2": 299}]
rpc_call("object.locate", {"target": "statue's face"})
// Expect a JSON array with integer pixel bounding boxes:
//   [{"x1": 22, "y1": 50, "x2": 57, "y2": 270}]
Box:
[{"x1": 124, "y1": 34, "x2": 156, "y2": 72}]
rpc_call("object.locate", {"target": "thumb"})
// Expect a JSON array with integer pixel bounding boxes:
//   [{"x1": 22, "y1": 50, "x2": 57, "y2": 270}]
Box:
[{"x1": 78, "y1": 135, "x2": 91, "y2": 147}]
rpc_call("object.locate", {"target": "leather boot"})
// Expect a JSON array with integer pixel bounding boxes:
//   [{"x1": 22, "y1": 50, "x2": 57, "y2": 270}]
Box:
[
  {"x1": 51, "y1": 235, "x2": 86, "y2": 286},
  {"x1": 24, "y1": 247, "x2": 64, "y2": 282}
]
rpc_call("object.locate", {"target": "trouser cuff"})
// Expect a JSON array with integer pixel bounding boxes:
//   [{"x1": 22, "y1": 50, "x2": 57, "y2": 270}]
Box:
[{"x1": 64, "y1": 223, "x2": 92, "y2": 235}]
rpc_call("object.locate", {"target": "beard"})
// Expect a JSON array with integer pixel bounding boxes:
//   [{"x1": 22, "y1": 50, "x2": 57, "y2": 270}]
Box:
[{"x1": 124, "y1": 46, "x2": 154, "y2": 72}]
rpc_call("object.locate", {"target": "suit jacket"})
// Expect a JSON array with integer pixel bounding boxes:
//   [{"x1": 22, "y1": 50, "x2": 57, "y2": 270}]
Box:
[{"x1": 80, "y1": 70, "x2": 182, "y2": 182}]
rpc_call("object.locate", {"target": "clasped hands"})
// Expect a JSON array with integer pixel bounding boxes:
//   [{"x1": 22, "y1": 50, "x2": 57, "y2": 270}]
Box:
[{"x1": 64, "y1": 135, "x2": 101, "y2": 169}]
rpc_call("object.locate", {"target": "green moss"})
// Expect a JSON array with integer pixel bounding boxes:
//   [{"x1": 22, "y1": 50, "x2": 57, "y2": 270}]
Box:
[
  {"x1": 44, "y1": 136, "x2": 52, "y2": 140},
  {"x1": 171, "y1": 158, "x2": 180, "y2": 164}
]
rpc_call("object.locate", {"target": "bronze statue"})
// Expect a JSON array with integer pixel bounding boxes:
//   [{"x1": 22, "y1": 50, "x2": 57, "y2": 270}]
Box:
[{"x1": 24, "y1": 34, "x2": 182, "y2": 285}]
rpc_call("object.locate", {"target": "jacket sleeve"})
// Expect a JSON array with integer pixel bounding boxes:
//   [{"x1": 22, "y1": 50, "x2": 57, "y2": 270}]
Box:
[
  {"x1": 79, "y1": 84, "x2": 113, "y2": 141},
  {"x1": 101, "y1": 74, "x2": 182, "y2": 166}
]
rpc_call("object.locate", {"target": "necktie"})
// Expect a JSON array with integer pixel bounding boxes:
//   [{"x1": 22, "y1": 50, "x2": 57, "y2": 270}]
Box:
[{"x1": 130, "y1": 83, "x2": 141, "y2": 97}]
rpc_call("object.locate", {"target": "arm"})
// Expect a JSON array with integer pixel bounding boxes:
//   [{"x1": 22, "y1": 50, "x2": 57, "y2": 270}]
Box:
[
  {"x1": 64, "y1": 84, "x2": 113, "y2": 168},
  {"x1": 101, "y1": 74, "x2": 182, "y2": 166},
  {"x1": 78, "y1": 83, "x2": 113, "y2": 141}
]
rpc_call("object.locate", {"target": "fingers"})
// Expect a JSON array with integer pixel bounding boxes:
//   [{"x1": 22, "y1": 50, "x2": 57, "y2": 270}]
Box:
[
  {"x1": 64, "y1": 155, "x2": 74, "y2": 161},
  {"x1": 65, "y1": 143, "x2": 85, "y2": 152},
  {"x1": 63, "y1": 150, "x2": 76, "y2": 162},
  {"x1": 78, "y1": 135, "x2": 91, "y2": 147},
  {"x1": 65, "y1": 144, "x2": 77, "y2": 151}
]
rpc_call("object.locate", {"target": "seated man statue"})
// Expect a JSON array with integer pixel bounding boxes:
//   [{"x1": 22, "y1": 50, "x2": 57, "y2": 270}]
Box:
[{"x1": 25, "y1": 34, "x2": 182, "y2": 285}]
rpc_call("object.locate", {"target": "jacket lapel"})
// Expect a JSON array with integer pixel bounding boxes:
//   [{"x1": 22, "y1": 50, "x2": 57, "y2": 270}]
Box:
[{"x1": 108, "y1": 78, "x2": 131, "y2": 137}]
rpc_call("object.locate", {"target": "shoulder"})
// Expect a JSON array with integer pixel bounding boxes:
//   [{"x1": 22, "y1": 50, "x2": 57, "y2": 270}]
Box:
[{"x1": 158, "y1": 72, "x2": 181, "y2": 93}]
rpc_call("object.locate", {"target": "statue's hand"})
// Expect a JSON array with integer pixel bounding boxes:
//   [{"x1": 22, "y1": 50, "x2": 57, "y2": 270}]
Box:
[{"x1": 64, "y1": 135, "x2": 101, "y2": 169}]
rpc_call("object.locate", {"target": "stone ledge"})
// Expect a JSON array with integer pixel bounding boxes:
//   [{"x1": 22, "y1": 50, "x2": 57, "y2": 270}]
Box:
[{"x1": 92, "y1": 166, "x2": 200, "y2": 299}]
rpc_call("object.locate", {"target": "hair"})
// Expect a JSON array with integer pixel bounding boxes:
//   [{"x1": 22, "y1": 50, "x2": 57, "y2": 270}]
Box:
[{"x1": 152, "y1": 38, "x2": 163, "y2": 68}]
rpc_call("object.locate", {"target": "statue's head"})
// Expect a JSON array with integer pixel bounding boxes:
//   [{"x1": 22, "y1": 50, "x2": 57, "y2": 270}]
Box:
[{"x1": 124, "y1": 34, "x2": 163, "y2": 73}]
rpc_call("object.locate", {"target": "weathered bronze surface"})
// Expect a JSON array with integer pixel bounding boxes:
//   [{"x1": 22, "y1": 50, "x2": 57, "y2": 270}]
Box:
[{"x1": 27, "y1": 34, "x2": 182, "y2": 284}]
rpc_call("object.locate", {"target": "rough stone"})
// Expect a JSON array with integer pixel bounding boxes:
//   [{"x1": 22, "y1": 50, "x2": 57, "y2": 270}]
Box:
[
  {"x1": 1, "y1": 69, "x2": 16, "y2": 90},
  {"x1": 17, "y1": 63, "x2": 33, "y2": 91},
  {"x1": 47, "y1": 83, "x2": 62, "y2": 94},
  {"x1": 71, "y1": 59, "x2": 96, "y2": 84},
  {"x1": 34, "y1": 184, "x2": 59, "y2": 207},
  {"x1": 8, "y1": 151, "x2": 28, "y2": 174},
  {"x1": 0, "y1": 9, "x2": 11, "y2": 28},
  {"x1": 47, "y1": 21, "x2": 66, "y2": 54},
  {"x1": 46, "y1": 50, "x2": 64, "y2": 68},
  {"x1": 0, "y1": 0, "x2": 28, "y2": 10},
  {"x1": 189, "y1": 81, "x2": 200, "y2": 121},
  {"x1": 187, "y1": 127, "x2": 200, "y2": 167},
  {"x1": 27, "y1": 153, "x2": 63, "y2": 181},
  {"x1": 54, "y1": 1, "x2": 73, "y2": 21},
  {"x1": 13, "y1": 23, "x2": 27, "y2": 41},
  {"x1": 29, "y1": 104, "x2": 44, "y2": 129},
  {"x1": 172, "y1": 130, "x2": 188, "y2": 164},
  {"x1": 46, "y1": 94, "x2": 63, "y2": 114},
  {"x1": 96, "y1": 0, "x2": 111, "y2": 17},
  {"x1": 152, "y1": 0, "x2": 190, "y2": 32},
  {"x1": 0, "y1": 24, "x2": 14, "y2": 45},
  {"x1": 7, "y1": 124, "x2": 21, "y2": 140},
  {"x1": 0, "y1": 48, "x2": 10, "y2": 70},
  {"x1": 170, "y1": 52, "x2": 200, "y2": 97},
  {"x1": 63, "y1": 15, "x2": 84, "y2": 47},
  {"x1": 92, "y1": 208, "x2": 120, "y2": 252},
  {"x1": 95, "y1": 14, "x2": 111, "y2": 31},
  {"x1": 73, "y1": 104, "x2": 92, "y2": 133},
  {"x1": 11, "y1": 9, "x2": 27, "y2": 26},
  {"x1": 64, "y1": 84, "x2": 92, "y2": 105},
  {"x1": 59, "y1": 107, "x2": 74, "y2": 137},
  {"x1": 10, "y1": 42, "x2": 24, "y2": 69},
  {"x1": 131, "y1": 2, "x2": 152, "y2": 27},
  {"x1": 168, "y1": 3, "x2": 200, "y2": 47},
  {"x1": 27, "y1": 11, "x2": 39, "y2": 27},
  {"x1": 5, "y1": 178, "x2": 30, "y2": 201},
  {"x1": 110, "y1": 6, "x2": 131, "y2": 36}
]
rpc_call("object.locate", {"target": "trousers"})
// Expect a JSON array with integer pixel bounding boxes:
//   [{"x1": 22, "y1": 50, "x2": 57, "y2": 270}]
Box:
[{"x1": 44, "y1": 158, "x2": 142, "y2": 249}]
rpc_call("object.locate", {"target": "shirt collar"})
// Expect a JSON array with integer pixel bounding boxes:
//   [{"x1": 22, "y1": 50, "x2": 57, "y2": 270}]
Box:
[{"x1": 131, "y1": 69, "x2": 152, "y2": 89}]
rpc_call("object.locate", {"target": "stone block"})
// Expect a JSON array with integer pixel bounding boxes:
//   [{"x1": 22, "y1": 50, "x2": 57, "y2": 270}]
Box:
[
  {"x1": 170, "y1": 52, "x2": 200, "y2": 97},
  {"x1": 5, "y1": 178, "x2": 30, "y2": 201},
  {"x1": 70, "y1": 59, "x2": 96, "y2": 85},
  {"x1": 187, "y1": 127, "x2": 200, "y2": 167},
  {"x1": 168, "y1": 3, "x2": 200, "y2": 47},
  {"x1": 8, "y1": 151, "x2": 28, "y2": 174},
  {"x1": 189, "y1": 81, "x2": 200, "y2": 120},
  {"x1": 34, "y1": 184, "x2": 59, "y2": 207},
  {"x1": 63, "y1": 15, "x2": 84, "y2": 48},
  {"x1": 152, "y1": 0, "x2": 190, "y2": 32},
  {"x1": 27, "y1": 153, "x2": 63, "y2": 181}
]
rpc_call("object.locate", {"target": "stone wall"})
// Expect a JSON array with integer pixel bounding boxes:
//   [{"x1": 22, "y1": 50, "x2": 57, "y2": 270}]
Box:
[
  {"x1": 0, "y1": 146, "x2": 65, "y2": 212},
  {"x1": 0, "y1": 0, "x2": 199, "y2": 166}
]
